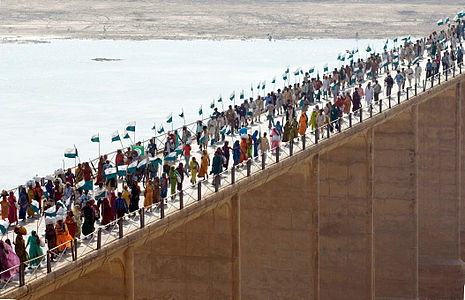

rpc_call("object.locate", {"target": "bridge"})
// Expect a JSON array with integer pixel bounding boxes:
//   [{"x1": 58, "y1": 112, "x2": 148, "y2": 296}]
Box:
[{"x1": 2, "y1": 61, "x2": 464, "y2": 299}]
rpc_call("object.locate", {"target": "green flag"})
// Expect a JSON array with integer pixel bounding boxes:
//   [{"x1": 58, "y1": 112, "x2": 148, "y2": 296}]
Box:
[
  {"x1": 199, "y1": 106, "x2": 203, "y2": 116},
  {"x1": 125, "y1": 121, "x2": 135, "y2": 132},
  {"x1": 131, "y1": 145, "x2": 144, "y2": 156},
  {"x1": 240, "y1": 90, "x2": 244, "y2": 99},
  {"x1": 158, "y1": 126, "x2": 164, "y2": 134},
  {"x1": 111, "y1": 131, "x2": 120, "y2": 142},
  {"x1": 91, "y1": 133, "x2": 99, "y2": 143},
  {"x1": 166, "y1": 114, "x2": 172, "y2": 123},
  {"x1": 230, "y1": 92, "x2": 235, "y2": 101}
]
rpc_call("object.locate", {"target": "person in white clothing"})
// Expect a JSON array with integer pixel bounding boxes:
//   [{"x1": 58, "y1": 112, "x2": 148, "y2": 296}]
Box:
[
  {"x1": 414, "y1": 63, "x2": 422, "y2": 86},
  {"x1": 365, "y1": 82, "x2": 374, "y2": 106},
  {"x1": 406, "y1": 64, "x2": 414, "y2": 87}
]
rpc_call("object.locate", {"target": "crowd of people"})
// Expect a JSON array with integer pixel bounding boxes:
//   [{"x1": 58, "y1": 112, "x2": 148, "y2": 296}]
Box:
[{"x1": 0, "y1": 22, "x2": 463, "y2": 281}]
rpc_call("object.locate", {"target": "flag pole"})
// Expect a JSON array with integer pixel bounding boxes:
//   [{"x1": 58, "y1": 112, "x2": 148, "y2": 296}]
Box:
[
  {"x1": 171, "y1": 114, "x2": 174, "y2": 132},
  {"x1": 182, "y1": 109, "x2": 186, "y2": 125},
  {"x1": 98, "y1": 134, "x2": 101, "y2": 157},
  {"x1": 118, "y1": 130, "x2": 124, "y2": 149},
  {"x1": 74, "y1": 144, "x2": 77, "y2": 168}
]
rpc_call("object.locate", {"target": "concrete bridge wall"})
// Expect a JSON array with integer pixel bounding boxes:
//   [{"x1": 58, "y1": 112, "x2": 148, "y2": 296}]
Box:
[{"x1": 11, "y1": 75, "x2": 465, "y2": 300}]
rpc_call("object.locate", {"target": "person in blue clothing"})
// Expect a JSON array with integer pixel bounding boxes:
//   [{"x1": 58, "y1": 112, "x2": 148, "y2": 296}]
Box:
[
  {"x1": 329, "y1": 105, "x2": 339, "y2": 132},
  {"x1": 394, "y1": 70, "x2": 405, "y2": 93},
  {"x1": 426, "y1": 59, "x2": 433, "y2": 79},
  {"x1": 232, "y1": 141, "x2": 241, "y2": 166},
  {"x1": 114, "y1": 192, "x2": 128, "y2": 218},
  {"x1": 275, "y1": 121, "x2": 283, "y2": 136},
  {"x1": 457, "y1": 46, "x2": 463, "y2": 65},
  {"x1": 252, "y1": 130, "x2": 259, "y2": 158}
]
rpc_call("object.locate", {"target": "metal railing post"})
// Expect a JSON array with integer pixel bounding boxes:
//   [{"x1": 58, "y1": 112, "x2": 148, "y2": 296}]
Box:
[
  {"x1": 445, "y1": 69, "x2": 448, "y2": 81},
  {"x1": 415, "y1": 83, "x2": 417, "y2": 96},
  {"x1": 231, "y1": 166, "x2": 235, "y2": 184},
  {"x1": 388, "y1": 95, "x2": 391, "y2": 108},
  {"x1": 118, "y1": 218, "x2": 123, "y2": 239},
  {"x1": 431, "y1": 76, "x2": 434, "y2": 88},
  {"x1": 140, "y1": 207, "x2": 145, "y2": 228},
  {"x1": 179, "y1": 190, "x2": 184, "y2": 210},
  {"x1": 315, "y1": 129, "x2": 319, "y2": 144},
  {"x1": 302, "y1": 134, "x2": 306, "y2": 150},
  {"x1": 337, "y1": 118, "x2": 341, "y2": 133},
  {"x1": 197, "y1": 182, "x2": 202, "y2": 201},
  {"x1": 74, "y1": 239, "x2": 78, "y2": 260},
  {"x1": 214, "y1": 174, "x2": 219, "y2": 192},
  {"x1": 460, "y1": 63, "x2": 462, "y2": 74},
  {"x1": 397, "y1": 91, "x2": 400, "y2": 104},
  {"x1": 276, "y1": 147, "x2": 280, "y2": 163},
  {"x1": 406, "y1": 88, "x2": 409, "y2": 100},
  {"x1": 289, "y1": 139, "x2": 294, "y2": 156},
  {"x1": 97, "y1": 228, "x2": 102, "y2": 250},
  {"x1": 438, "y1": 73, "x2": 441, "y2": 84},
  {"x1": 47, "y1": 251, "x2": 51, "y2": 273},
  {"x1": 360, "y1": 109, "x2": 363, "y2": 123},
  {"x1": 369, "y1": 104, "x2": 373, "y2": 118},
  {"x1": 453, "y1": 65, "x2": 456, "y2": 77},
  {"x1": 161, "y1": 198, "x2": 165, "y2": 218},
  {"x1": 246, "y1": 159, "x2": 251, "y2": 176},
  {"x1": 327, "y1": 124, "x2": 330, "y2": 138},
  {"x1": 349, "y1": 113, "x2": 352, "y2": 128},
  {"x1": 379, "y1": 99, "x2": 382, "y2": 113},
  {"x1": 261, "y1": 152, "x2": 266, "y2": 170}
]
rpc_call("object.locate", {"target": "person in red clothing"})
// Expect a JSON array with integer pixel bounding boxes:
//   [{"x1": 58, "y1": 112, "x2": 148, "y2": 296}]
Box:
[
  {"x1": 239, "y1": 138, "x2": 248, "y2": 163},
  {"x1": 83, "y1": 162, "x2": 93, "y2": 182},
  {"x1": 115, "y1": 149, "x2": 124, "y2": 166},
  {"x1": 100, "y1": 197, "x2": 113, "y2": 225},
  {"x1": 64, "y1": 168, "x2": 75, "y2": 186},
  {"x1": 183, "y1": 141, "x2": 191, "y2": 170}
]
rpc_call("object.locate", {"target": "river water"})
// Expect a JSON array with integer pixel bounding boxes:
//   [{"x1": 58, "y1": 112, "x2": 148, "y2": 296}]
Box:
[{"x1": 0, "y1": 39, "x2": 385, "y2": 189}]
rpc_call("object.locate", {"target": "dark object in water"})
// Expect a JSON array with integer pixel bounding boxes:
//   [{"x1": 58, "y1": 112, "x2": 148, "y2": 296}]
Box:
[{"x1": 92, "y1": 58, "x2": 123, "y2": 62}]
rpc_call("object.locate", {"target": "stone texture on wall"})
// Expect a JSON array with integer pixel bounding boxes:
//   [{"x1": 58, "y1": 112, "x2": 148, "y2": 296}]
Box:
[
  {"x1": 418, "y1": 84, "x2": 465, "y2": 299},
  {"x1": 133, "y1": 199, "x2": 239, "y2": 300},
  {"x1": 37, "y1": 257, "x2": 126, "y2": 300},
  {"x1": 318, "y1": 133, "x2": 373, "y2": 300},
  {"x1": 373, "y1": 108, "x2": 418, "y2": 299},
  {"x1": 239, "y1": 155, "x2": 317, "y2": 300}
]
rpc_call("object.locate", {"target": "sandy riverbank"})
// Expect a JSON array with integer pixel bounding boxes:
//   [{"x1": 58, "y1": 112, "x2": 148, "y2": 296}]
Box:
[{"x1": 0, "y1": 0, "x2": 463, "y2": 41}]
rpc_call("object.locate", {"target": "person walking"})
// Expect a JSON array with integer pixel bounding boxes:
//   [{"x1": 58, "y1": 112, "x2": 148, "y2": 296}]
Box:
[
  {"x1": 394, "y1": 70, "x2": 405, "y2": 94},
  {"x1": 114, "y1": 192, "x2": 129, "y2": 218},
  {"x1": 384, "y1": 74, "x2": 394, "y2": 97},
  {"x1": 27, "y1": 230, "x2": 43, "y2": 267},
  {"x1": 365, "y1": 82, "x2": 374, "y2": 107}
]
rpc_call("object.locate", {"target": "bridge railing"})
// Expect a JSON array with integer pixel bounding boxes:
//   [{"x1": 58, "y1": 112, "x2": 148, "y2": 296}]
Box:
[{"x1": 0, "y1": 54, "x2": 462, "y2": 296}]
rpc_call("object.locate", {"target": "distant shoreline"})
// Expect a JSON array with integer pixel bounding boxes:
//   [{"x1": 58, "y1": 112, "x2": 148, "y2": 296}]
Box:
[{"x1": 0, "y1": 1, "x2": 462, "y2": 42}]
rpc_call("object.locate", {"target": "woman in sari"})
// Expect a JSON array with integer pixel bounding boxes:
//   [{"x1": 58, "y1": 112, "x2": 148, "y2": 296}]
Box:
[
  {"x1": 27, "y1": 230, "x2": 43, "y2": 267},
  {"x1": 18, "y1": 187, "x2": 28, "y2": 222},
  {"x1": 143, "y1": 180, "x2": 153, "y2": 210},
  {"x1": 7, "y1": 191, "x2": 18, "y2": 225},
  {"x1": 100, "y1": 198, "x2": 112, "y2": 226},
  {"x1": 198, "y1": 150, "x2": 209, "y2": 179},
  {"x1": 239, "y1": 138, "x2": 248, "y2": 163},
  {"x1": 26, "y1": 185, "x2": 35, "y2": 218},
  {"x1": 72, "y1": 205, "x2": 82, "y2": 238},
  {"x1": 65, "y1": 211, "x2": 77, "y2": 238},
  {"x1": 0, "y1": 240, "x2": 20, "y2": 280},
  {"x1": 55, "y1": 219, "x2": 73, "y2": 252},
  {"x1": 232, "y1": 141, "x2": 241, "y2": 166},
  {"x1": 1, "y1": 191, "x2": 10, "y2": 220}
]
